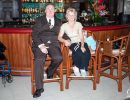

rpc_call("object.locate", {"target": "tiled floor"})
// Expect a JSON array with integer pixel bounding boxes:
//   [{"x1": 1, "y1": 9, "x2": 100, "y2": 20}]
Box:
[{"x1": 0, "y1": 76, "x2": 130, "y2": 100}]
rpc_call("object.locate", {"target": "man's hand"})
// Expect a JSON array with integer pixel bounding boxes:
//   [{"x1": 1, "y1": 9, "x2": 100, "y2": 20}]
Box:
[{"x1": 38, "y1": 44, "x2": 49, "y2": 54}]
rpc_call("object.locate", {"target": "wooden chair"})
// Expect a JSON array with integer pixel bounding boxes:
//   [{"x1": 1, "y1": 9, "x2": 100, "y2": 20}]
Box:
[
  {"x1": 65, "y1": 41, "x2": 100, "y2": 90},
  {"x1": 97, "y1": 33, "x2": 130, "y2": 92},
  {"x1": 28, "y1": 36, "x2": 64, "y2": 94}
]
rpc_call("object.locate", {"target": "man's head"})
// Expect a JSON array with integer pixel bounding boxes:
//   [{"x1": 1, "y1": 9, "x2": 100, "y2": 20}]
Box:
[{"x1": 45, "y1": 3, "x2": 55, "y2": 18}]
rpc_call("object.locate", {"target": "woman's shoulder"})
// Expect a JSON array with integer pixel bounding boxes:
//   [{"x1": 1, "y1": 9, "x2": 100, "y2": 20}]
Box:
[
  {"x1": 76, "y1": 21, "x2": 81, "y2": 24},
  {"x1": 75, "y1": 22, "x2": 83, "y2": 27},
  {"x1": 75, "y1": 21, "x2": 82, "y2": 25}
]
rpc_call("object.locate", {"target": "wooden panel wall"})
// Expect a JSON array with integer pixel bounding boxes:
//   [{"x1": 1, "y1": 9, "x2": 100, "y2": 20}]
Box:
[
  {"x1": 92, "y1": 28, "x2": 130, "y2": 41},
  {"x1": 0, "y1": 33, "x2": 31, "y2": 75},
  {"x1": 0, "y1": 33, "x2": 67, "y2": 75}
]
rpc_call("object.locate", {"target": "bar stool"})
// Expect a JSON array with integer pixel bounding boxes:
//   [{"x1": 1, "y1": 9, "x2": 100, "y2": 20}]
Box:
[
  {"x1": 65, "y1": 42, "x2": 100, "y2": 90},
  {"x1": 28, "y1": 36, "x2": 64, "y2": 94},
  {"x1": 97, "y1": 33, "x2": 130, "y2": 92}
]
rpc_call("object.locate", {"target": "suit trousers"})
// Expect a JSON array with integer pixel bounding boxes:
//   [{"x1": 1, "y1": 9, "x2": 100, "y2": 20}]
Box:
[
  {"x1": 69, "y1": 42, "x2": 91, "y2": 71},
  {"x1": 32, "y1": 44, "x2": 63, "y2": 89}
]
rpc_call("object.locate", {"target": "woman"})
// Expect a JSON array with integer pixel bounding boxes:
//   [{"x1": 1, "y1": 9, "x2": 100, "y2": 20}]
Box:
[{"x1": 58, "y1": 7, "x2": 91, "y2": 77}]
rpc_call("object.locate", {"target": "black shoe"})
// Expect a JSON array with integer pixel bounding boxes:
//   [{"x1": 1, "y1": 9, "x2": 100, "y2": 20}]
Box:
[
  {"x1": 47, "y1": 75, "x2": 53, "y2": 79},
  {"x1": 33, "y1": 88, "x2": 44, "y2": 98},
  {"x1": 46, "y1": 69, "x2": 53, "y2": 79},
  {"x1": 39, "y1": 88, "x2": 44, "y2": 93}
]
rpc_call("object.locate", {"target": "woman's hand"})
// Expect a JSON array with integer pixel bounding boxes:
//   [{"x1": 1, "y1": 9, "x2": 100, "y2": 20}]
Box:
[
  {"x1": 64, "y1": 40, "x2": 71, "y2": 46},
  {"x1": 81, "y1": 46, "x2": 86, "y2": 53}
]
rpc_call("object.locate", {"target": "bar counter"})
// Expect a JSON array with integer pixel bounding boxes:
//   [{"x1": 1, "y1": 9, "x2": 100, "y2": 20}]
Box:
[
  {"x1": 0, "y1": 24, "x2": 130, "y2": 75},
  {"x1": 0, "y1": 24, "x2": 130, "y2": 33},
  {"x1": 0, "y1": 28, "x2": 32, "y2": 33},
  {"x1": 83, "y1": 24, "x2": 130, "y2": 41},
  {"x1": 83, "y1": 24, "x2": 130, "y2": 31},
  {"x1": 0, "y1": 28, "x2": 32, "y2": 75}
]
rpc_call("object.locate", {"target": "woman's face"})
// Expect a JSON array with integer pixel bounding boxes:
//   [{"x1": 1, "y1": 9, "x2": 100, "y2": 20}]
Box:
[{"x1": 67, "y1": 11, "x2": 76, "y2": 22}]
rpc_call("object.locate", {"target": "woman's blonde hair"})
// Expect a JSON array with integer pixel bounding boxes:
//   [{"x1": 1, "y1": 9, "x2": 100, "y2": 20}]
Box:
[{"x1": 65, "y1": 7, "x2": 77, "y2": 21}]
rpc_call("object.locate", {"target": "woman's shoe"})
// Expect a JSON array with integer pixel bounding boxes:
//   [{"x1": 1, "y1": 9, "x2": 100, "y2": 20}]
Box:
[
  {"x1": 73, "y1": 66, "x2": 81, "y2": 76},
  {"x1": 80, "y1": 69, "x2": 87, "y2": 77}
]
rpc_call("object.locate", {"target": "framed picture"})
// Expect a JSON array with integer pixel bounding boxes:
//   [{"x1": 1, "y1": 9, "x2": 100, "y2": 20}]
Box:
[{"x1": 124, "y1": 0, "x2": 130, "y2": 14}]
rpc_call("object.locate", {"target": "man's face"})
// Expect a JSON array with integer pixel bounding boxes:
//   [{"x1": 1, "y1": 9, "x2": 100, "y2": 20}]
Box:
[{"x1": 45, "y1": 4, "x2": 55, "y2": 18}]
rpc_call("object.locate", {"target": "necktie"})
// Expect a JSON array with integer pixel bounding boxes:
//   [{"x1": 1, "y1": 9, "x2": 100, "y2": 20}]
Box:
[{"x1": 48, "y1": 19, "x2": 51, "y2": 26}]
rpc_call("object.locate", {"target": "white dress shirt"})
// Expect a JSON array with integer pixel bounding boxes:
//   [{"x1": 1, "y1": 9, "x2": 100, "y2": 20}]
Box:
[{"x1": 46, "y1": 17, "x2": 54, "y2": 26}]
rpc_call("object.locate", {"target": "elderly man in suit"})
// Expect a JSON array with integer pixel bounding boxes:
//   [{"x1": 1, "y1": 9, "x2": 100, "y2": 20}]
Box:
[{"x1": 32, "y1": 3, "x2": 63, "y2": 98}]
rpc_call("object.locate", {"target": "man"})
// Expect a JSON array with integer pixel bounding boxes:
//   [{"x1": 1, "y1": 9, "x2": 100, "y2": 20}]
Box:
[{"x1": 32, "y1": 3, "x2": 63, "y2": 98}]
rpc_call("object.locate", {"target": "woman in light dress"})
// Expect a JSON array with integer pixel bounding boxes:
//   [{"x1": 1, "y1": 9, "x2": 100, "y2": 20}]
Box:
[{"x1": 58, "y1": 7, "x2": 91, "y2": 76}]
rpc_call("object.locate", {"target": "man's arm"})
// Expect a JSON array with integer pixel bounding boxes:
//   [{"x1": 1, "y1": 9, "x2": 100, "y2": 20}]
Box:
[{"x1": 32, "y1": 17, "x2": 46, "y2": 47}]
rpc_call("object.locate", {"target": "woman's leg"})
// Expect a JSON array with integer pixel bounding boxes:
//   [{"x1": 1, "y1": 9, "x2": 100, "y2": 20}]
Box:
[
  {"x1": 70, "y1": 43, "x2": 91, "y2": 71},
  {"x1": 80, "y1": 43, "x2": 91, "y2": 71}
]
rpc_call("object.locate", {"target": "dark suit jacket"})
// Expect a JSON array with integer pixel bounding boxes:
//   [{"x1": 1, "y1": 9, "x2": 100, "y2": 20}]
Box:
[{"x1": 32, "y1": 15, "x2": 62, "y2": 48}]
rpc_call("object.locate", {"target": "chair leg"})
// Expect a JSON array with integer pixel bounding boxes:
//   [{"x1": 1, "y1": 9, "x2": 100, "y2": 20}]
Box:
[
  {"x1": 31, "y1": 74, "x2": 36, "y2": 94},
  {"x1": 93, "y1": 58, "x2": 97, "y2": 90},
  {"x1": 97, "y1": 69, "x2": 101, "y2": 84},
  {"x1": 59, "y1": 63, "x2": 64, "y2": 91},
  {"x1": 65, "y1": 74, "x2": 69, "y2": 89},
  {"x1": 118, "y1": 58, "x2": 122, "y2": 92},
  {"x1": 128, "y1": 56, "x2": 130, "y2": 82},
  {"x1": 65, "y1": 78, "x2": 69, "y2": 89},
  {"x1": 65, "y1": 60, "x2": 70, "y2": 89},
  {"x1": 31, "y1": 80, "x2": 36, "y2": 94},
  {"x1": 31, "y1": 60, "x2": 35, "y2": 94},
  {"x1": 89, "y1": 61, "x2": 93, "y2": 76},
  {"x1": 110, "y1": 58, "x2": 114, "y2": 75},
  {"x1": 118, "y1": 80, "x2": 122, "y2": 92},
  {"x1": 97, "y1": 54, "x2": 102, "y2": 84}
]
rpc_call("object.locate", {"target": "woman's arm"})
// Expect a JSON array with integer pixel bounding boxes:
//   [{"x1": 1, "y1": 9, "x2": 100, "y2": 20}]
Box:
[
  {"x1": 78, "y1": 23, "x2": 86, "y2": 52},
  {"x1": 78, "y1": 22, "x2": 84, "y2": 48},
  {"x1": 58, "y1": 31, "x2": 65, "y2": 43},
  {"x1": 58, "y1": 31, "x2": 71, "y2": 47},
  {"x1": 80, "y1": 30, "x2": 86, "y2": 53},
  {"x1": 81, "y1": 30, "x2": 85, "y2": 48}
]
